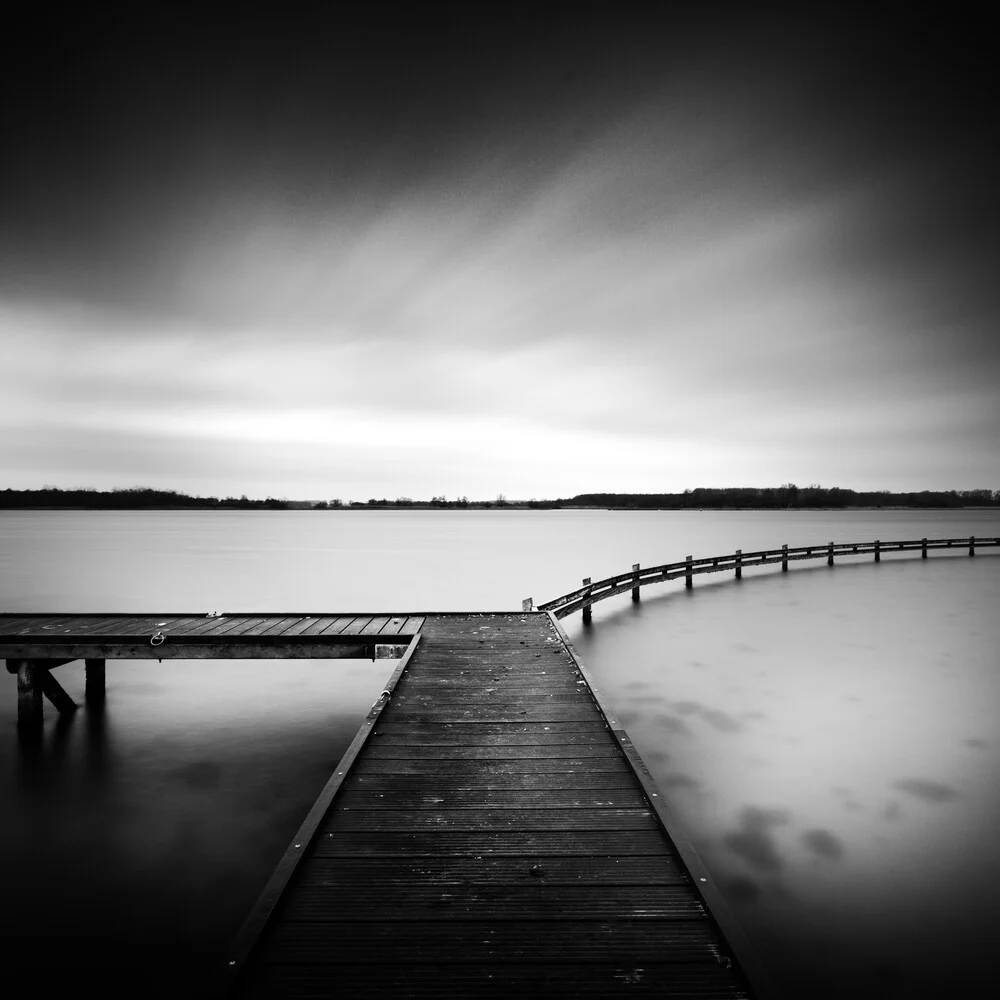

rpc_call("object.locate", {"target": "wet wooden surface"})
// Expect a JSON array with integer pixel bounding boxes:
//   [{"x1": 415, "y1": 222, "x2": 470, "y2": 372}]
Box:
[
  {"x1": 230, "y1": 613, "x2": 756, "y2": 998},
  {"x1": 0, "y1": 614, "x2": 424, "y2": 659}
]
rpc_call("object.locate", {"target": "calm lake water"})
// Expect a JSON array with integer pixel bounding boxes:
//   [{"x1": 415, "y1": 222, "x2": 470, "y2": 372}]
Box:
[{"x1": 1, "y1": 508, "x2": 998, "y2": 997}]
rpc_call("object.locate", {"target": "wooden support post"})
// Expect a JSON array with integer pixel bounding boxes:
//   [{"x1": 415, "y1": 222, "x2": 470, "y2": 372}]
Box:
[
  {"x1": 39, "y1": 669, "x2": 77, "y2": 715},
  {"x1": 781, "y1": 544, "x2": 788, "y2": 572},
  {"x1": 970, "y1": 535, "x2": 975, "y2": 557},
  {"x1": 85, "y1": 658, "x2": 106, "y2": 704},
  {"x1": 874, "y1": 539, "x2": 880, "y2": 563},
  {"x1": 685, "y1": 556, "x2": 693, "y2": 589},
  {"x1": 827, "y1": 542, "x2": 834, "y2": 567},
  {"x1": 582, "y1": 578, "x2": 592, "y2": 623},
  {"x1": 631, "y1": 564, "x2": 640, "y2": 602},
  {"x1": 921, "y1": 537, "x2": 927, "y2": 558},
  {"x1": 734, "y1": 550, "x2": 742, "y2": 580},
  {"x1": 15, "y1": 660, "x2": 42, "y2": 730}
]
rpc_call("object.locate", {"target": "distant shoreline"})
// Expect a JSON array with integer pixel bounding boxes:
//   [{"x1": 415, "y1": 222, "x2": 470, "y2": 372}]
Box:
[{"x1": 5, "y1": 505, "x2": 998, "y2": 513}]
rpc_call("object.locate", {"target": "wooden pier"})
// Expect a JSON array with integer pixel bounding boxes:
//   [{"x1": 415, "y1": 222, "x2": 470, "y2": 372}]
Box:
[{"x1": 1, "y1": 611, "x2": 767, "y2": 998}]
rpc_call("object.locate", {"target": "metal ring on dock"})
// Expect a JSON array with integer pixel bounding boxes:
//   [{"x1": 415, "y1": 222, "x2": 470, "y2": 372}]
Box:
[{"x1": 150, "y1": 631, "x2": 165, "y2": 646}]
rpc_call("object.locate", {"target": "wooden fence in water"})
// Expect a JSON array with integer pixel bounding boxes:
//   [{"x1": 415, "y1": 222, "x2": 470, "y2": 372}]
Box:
[{"x1": 529, "y1": 535, "x2": 998, "y2": 620}]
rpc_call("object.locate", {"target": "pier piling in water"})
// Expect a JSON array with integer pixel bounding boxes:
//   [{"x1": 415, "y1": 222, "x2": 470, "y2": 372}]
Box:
[
  {"x1": 14, "y1": 660, "x2": 41, "y2": 730},
  {"x1": 631, "y1": 563, "x2": 641, "y2": 601},
  {"x1": 582, "y1": 578, "x2": 593, "y2": 623},
  {"x1": 734, "y1": 549, "x2": 742, "y2": 580},
  {"x1": 685, "y1": 555, "x2": 693, "y2": 589},
  {"x1": 85, "y1": 658, "x2": 106, "y2": 703}
]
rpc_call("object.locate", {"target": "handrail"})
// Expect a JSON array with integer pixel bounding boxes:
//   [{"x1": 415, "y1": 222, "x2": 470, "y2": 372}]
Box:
[{"x1": 528, "y1": 536, "x2": 999, "y2": 619}]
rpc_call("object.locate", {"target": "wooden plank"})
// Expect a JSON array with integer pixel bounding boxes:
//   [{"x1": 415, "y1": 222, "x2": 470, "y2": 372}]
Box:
[
  {"x1": 363, "y1": 745, "x2": 624, "y2": 759},
  {"x1": 376, "y1": 616, "x2": 411, "y2": 636},
  {"x1": 370, "y1": 730, "x2": 611, "y2": 746},
  {"x1": 351, "y1": 757, "x2": 633, "y2": 775},
  {"x1": 241, "y1": 962, "x2": 748, "y2": 998},
  {"x1": 316, "y1": 616, "x2": 361, "y2": 635},
  {"x1": 349, "y1": 773, "x2": 638, "y2": 791},
  {"x1": 159, "y1": 614, "x2": 249, "y2": 637},
  {"x1": 374, "y1": 721, "x2": 606, "y2": 736},
  {"x1": 385, "y1": 707, "x2": 604, "y2": 722},
  {"x1": 274, "y1": 616, "x2": 326, "y2": 636},
  {"x1": 311, "y1": 830, "x2": 672, "y2": 857},
  {"x1": 295, "y1": 615, "x2": 356, "y2": 636},
  {"x1": 38, "y1": 614, "x2": 132, "y2": 635},
  {"x1": 280, "y1": 884, "x2": 703, "y2": 921},
  {"x1": 0, "y1": 641, "x2": 371, "y2": 659},
  {"x1": 239, "y1": 617, "x2": 301, "y2": 637},
  {"x1": 334, "y1": 788, "x2": 649, "y2": 810},
  {"x1": 206, "y1": 616, "x2": 271, "y2": 637},
  {"x1": 254, "y1": 616, "x2": 305, "y2": 636},
  {"x1": 295, "y1": 855, "x2": 687, "y2": 886},
  {"x1": 3, "y1": 615, "x2": 84, "y2": 635},
  {"x1": 362, "y1": 616, "x2": 392, "y2": 634},
  {"x1": 259, "y1": 916, "x2": 711, "y2": 962},
  {"x1": 338, "y1": 616, "x2": 375, "y2": 635},
  {"x1": 322, "y1": 808, "x2": 659, "y2": 832}
]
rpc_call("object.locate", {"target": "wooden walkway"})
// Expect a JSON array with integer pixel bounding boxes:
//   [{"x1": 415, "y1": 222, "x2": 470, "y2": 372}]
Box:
[{"x1": 223, "y1": 613, "x2": 763, "y2": 998}]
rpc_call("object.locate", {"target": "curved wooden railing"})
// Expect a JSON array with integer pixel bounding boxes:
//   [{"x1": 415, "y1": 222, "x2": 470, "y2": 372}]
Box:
[{"x1": 528, "y1": 536, "x2": 999, "y2": 620}]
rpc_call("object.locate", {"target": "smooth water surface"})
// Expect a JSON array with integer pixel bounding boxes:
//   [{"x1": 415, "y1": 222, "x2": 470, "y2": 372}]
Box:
[{"x1": 1, "y1": 509, "x2": 998, "y2": 997}]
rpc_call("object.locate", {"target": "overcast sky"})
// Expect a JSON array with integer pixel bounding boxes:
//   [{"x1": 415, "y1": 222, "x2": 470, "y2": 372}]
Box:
[{"x1": 2, "y1": 3, "x2": 998, "y2": 500}]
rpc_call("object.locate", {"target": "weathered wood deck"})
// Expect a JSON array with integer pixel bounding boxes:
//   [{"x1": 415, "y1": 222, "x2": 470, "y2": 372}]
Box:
[
  {"x1": 222, "y1": 613, "x2": 765, "y2": 998},
  {"x1": 2, "y1": 610, "x2": 769, "y2": 996}
]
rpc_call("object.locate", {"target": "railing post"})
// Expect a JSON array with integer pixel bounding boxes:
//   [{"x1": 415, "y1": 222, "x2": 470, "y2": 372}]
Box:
[
  {"x1": 521, "y1": 598, "x2": 533, "y2": 612},
  {"x1": 921, "y1": 537, "x2": 927, "y2": 559},
  {"x1": 631, "y1": 564, "x2": 640, "y2": 602},
  {"x1": 969, "y1": 535, "x2": 975, "y2": 557},
  {"x1": 827, "y1": 542, "x2": 834, "y2": 567},
  {"x1": 685, "y1": 556, "x2": 693, "y2": 589},
  {"x1": 582, "y1": 578, "x2": 592, "y2": 623},
  {"x1": 781, "y1": 544, "x2": 788, "y2": 572},
  {"x1": 874, "y1": 539, "x2": 880, "y2": 563},
  {"x1": 734, "y1": 549, "x2": 742, "y2": 580}
]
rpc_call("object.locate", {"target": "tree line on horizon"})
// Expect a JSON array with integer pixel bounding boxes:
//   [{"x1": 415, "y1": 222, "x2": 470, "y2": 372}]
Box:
[
  {"x1": 561, "y1": 485, "x2": 1000, "y2": 508},
  {"x1": 1, "y1": 484, "x2": 997, "y2": 510}
]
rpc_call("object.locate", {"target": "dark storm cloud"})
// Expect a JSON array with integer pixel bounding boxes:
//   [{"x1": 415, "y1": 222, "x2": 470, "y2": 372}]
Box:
[{"x1": 3, "y1": 3, "x2": 999, "y2": 495}]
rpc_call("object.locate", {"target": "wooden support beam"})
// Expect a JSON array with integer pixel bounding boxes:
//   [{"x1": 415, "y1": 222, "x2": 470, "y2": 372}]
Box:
[
  {"x1": 922, "y1": 537, "x2": 928, "y2": 558},
  {"x1": 685, "y1": 556, "x2": 693, "y2": 589},
  {"x1": 631, "y1": 564, "x2": 640, "y2": 602},
  {"x1": 970, "y1": 535, "x2": 976, "y2": 557},
  {"x1": 521, "y1": 598, "x2": 533, "y2": 612},
  {"x1": 39, "y1": 669, "x2": 78, "y2": 715},
  {"x1": 581, "y1": 578, "x2": 592, "y2": 623},
  {"x1": 781, "y1": 544, "x2": 788, "y2": 572},
  {"x1": 734, "y1": 549, "x2": 742, "y2": 580},
  {"x1": 827, "y1": 542, "x2": 834, "y2": 567},
  {"x1": 15, "y1": 660, "x2": 42, "y2": 730},
  {"x1": 85, "y1": 658, "x2": 106, "y2": 704},
  {"x1": 874, "y1": 539, "x2": 881, "y2": 563},
  {"x1": 0, "y1": 640, "x2": 375, "y2": 660}
]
